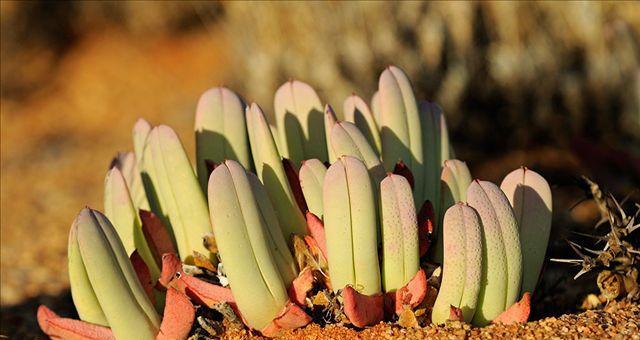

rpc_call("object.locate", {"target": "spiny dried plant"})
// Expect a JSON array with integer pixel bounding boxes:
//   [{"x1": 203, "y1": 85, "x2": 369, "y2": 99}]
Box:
[
  {"x1": 38, "y1": 65, "x2": 551, "y2": 339},
  {"x1": 552, "y1": 177, "x2": 639, "y2": 307}
]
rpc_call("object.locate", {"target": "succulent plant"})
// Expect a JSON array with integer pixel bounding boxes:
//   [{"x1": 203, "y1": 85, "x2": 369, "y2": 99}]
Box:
[
  {"x1": 500, "y1": 167, "x2": 552, "y2": 296},
  {"x1": 378, "y1": 66, "x2": 424, "y2": 204},
  {"x1": 104, "y1": 167, "x2": 159, "y2": 280},
  {"x1": 246, "y1": 103, "x2": 307, "y2": 240},
  {"x1": 68, "y1": 208, "x2": 161, "y2": 339},
  {"x1": 432, "y1": 159, "x2": 473, "y2": 263},
  {"x1": 467, "y1": 180, "x2": 523, "y2": 325},
  {"x1": 329, "y1": 121, "x2": 386, "y2": 184},
  {"x1": 299, "y1": 159, "x2": 327, "y2": 218},
  {"x1": 39, "y1": 65, "x2": 553, "y2": 339},
  {"x1": 343, "y1": 94, "x2": 381, "y2": 154},
  {"x1": 140, "y1": 125, "x2": 212, "y2": 263},
  {"x1": 380, "y1": 174, "x2": 419, "y2": 292},
  {"x1": 194, "y1": 87, "x2": 252, "y2": 191},
  {"x1": 431, "y1": 203, "x2": 482, "y2": 324},
  {"x1": 274, "y1": 80, "x2": 327, "y2": 165},
  {"x1": 208, "y1": 160, "x2": 300, "y2": 330},
  {"x1": 323, "y1": 156, "x2": 381, "y2": 296}
]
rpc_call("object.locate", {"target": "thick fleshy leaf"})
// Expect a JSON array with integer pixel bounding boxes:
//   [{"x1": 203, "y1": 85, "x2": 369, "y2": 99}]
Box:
[
  {"x1": 283, "y1": 158, "x2": 308, "y2": 213},
  {"x1": 492, "y1": 293, "x2": 531, "y2": 325},
  {"x1": 419, "y1": 101, "x2": 455, "y2": 224},
  {"x1": 140, "y1": 210, "x2": 178, "y2": 268},
  {"x1": 378, "y1": 66, "x2": 424, "y2": 204},
  {"x1": 208, "y1": 160, "x2": 295, "y2": 330},
  {"x1": 432, "y1": 203, "x2": 482, "y2": 324},
  {"x1": 156, "y1": 288, "x2": 195, "y2": 340},
  {"x1": 140, "y1": 125, "x2": 212, "y2": 263},
  {"x1": 370, "y1": 91, "x2": 381, "y2": 125},
  {"x1": 246, "y1": 103, "x2": 307, "y2": 240},
  {"x1": 380, "y1": 174, "x2": 419, "y2": 292},
  {"x1": 104, "y1": 167, "x2": 160, "y2": 281},
  {"x1": 110, "y1": 151, "x2": 150, "y2": 211},
  {"x1": 195, "y1": 87, "x2": 251, "y2": 191},
  {"x1": 324, "y1": 156, "x2": 381, "y2": 295},
  {"x1": 324, "y1": 105, "x2": 339, "y2": 163},
  {"x1": 342, "y1": 286, "x2": 384, "y2": 328},
  {"x1": 500, "y1": 167, "x2": 552, "y2": 296},
  {"x1": 299, "y1": 159, "x2": 327, "y2": 218},
  {"x1": 68, "y1": 217, "x2": 107, "y2": 326},
  {"x1": 133, "y1": 118, "x2": 151, "y2": 164},
  {"x1": 37, "y1": 305, "x2": 115, "y2": 340},
  {"x1": 467, "y1": 180, "x2": 522, "y2": 326},
  {"x1": 260, "y1": 301, "x2": 312, "y2": 337},
  {"x1": 73, "y1": 208, "x2": 160, "y2": 339},
  {"x1": 330, "y1": 121, "x2": 385, "y2": 184},
  {"x1": 432, "y1": 159, "x2": 473, "y2": 264},
  {"x1": 274, "y1": 80, "x2": 326, "y2": 164},
  {"x1": 343, "y1": 94, "x2": 381, "y2": 154},
  {"x1": 305, "y1": 212, "x2": 327, "y2": 259}
]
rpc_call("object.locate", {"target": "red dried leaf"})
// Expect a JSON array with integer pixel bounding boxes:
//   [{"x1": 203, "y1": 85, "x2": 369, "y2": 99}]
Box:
[
  {"x1": 417, "y1": 200, "x2": 435, "y2": 257},
  {"x1": 156, "y1": 288, "x2": 195, "y2": 340},
  {"x1": 393, "y1": 160, "x2": 414, "y2": 189},
  {"x1": 130, "y1": 250, "x2": 155, "y2": 304},
  {"x1": 394, "y1": 269, "x2": 427, "y2": 314},
  {"x1": 492, "y1": 292, "x2": 531, "y2": 325},
  {"x1": 282, "y1": 158, "x2": 308, "y2": 214},
  {"x1": 342, "y1": 286, "x2": 384, "y2": 328},
  {"x1": 158, "y1": 253, "x2": 183, "y2": 288},
  {"x1": 140, "y1": 210, "x2": 177, "y2": 266},
  {"x1": 177, "y1": 275, "x2": 236, "y2": 308},
  {"x1": 37, "y1": 305, "x2": 114, "y2": 340},
  {"x1": 288, "y1": 267, "x2": 315, "y2": 306},
  {"x1": 305, "y1": 212, "x2": 327, "y2": 259},
  {"x1": 261, "y1": 301, "x2": 311, "y2": 337},
  {"x1": 449, "y1": 305, "x2": 464, "y2": 322}
]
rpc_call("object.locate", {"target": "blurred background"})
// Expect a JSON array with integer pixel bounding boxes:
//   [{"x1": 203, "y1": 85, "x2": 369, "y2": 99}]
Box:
[{"x1": 1, "y1": 2, "x2": 639, "y2": 337}]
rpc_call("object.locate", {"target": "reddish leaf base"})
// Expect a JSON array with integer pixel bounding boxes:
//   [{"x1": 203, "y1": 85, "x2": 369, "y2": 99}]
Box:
[
  {"x1": 130, "y1": 250, "x2": 155, "y2": 304},
  {"x1": 140, "y1": 210, "x2": 178, "y2": 265},
  {"x1": 393, "y1": 160, "x2": 414, "y2": 189},
  {"x1": 305, "y1": 212, "x2": 327, "y2": 259},
  {"x1": 342, "y1": 286, "x2": 384, "y2": 328},
  {"x1": 449, "y1": 305, "x2": 464, "y2": 322},
  {"x1": 176, "y1": 275, "x2": 236, "y2": 309},
  {"x1": 158, "y1": 253, "x2": 183, "y2": 288},
  {"x1": 417, "y1": 201, "x2": 435, "y2": 257},
  {"x1": 261, "y1": 301, "x2": 312, "y2": 337},
  {"x1": 393, "y1": 269, "x2": 428, "y2": 314},
  {"x1": 492, "y1": 292, "x2": 531, "y2": 325},
  {"x1": 156, "y1": 288, "x2": 195, "y2": 340},
  {"x1": 37, "y1": 305, "x2": 114, "y2": 340},
  {"x1": 288, "y1": 267, "x2": 315, "y2": 306}
]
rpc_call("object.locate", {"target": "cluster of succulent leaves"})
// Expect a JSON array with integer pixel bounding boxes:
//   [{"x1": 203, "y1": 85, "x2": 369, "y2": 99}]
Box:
[{"x1": 38, "y1": 65, "x2": 554, "y2": 339}]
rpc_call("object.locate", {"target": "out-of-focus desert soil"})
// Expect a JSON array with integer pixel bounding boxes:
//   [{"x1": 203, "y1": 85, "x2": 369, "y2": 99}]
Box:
[{"x1": 1, "y1": 28, "x2": 230, "y2": 306}]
